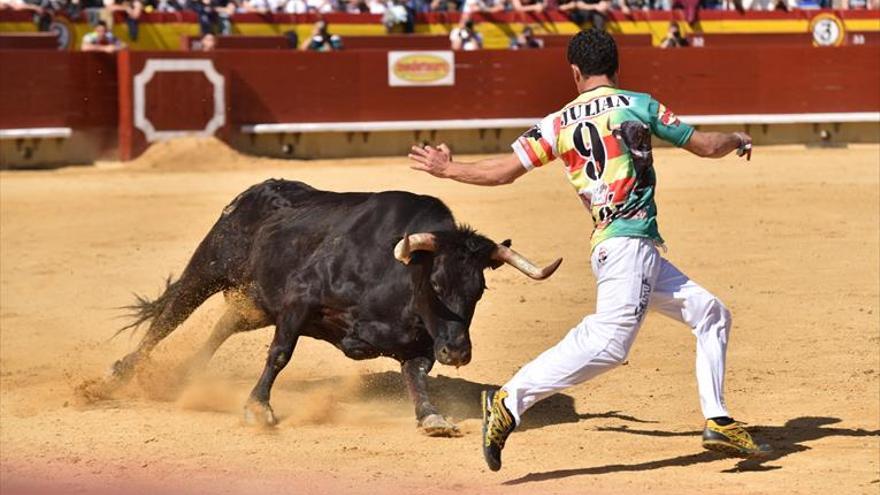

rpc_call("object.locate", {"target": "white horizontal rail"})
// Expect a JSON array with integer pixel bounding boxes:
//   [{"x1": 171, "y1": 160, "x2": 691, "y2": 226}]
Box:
[
  {"x1": 0, "y1": 127, "x2": 72, "y2": 140},
  {"x1": 241, "y1": 112, "x2": 880, "y2": 134}
]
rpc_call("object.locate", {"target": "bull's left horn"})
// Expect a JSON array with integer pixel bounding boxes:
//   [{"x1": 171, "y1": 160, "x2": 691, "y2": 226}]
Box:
[
  {"x1": 393, "y1": 233, "x2": 438, "y2": 264},
  {"x1": 491, "y1": 245, "x2": 562, "y2": 280},
  {"x1": 606, "y1": 120, "x2": 621, "y2": 132}
]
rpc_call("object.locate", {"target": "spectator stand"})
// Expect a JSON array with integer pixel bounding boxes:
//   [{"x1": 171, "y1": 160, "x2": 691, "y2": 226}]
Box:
[{"x1": 0, "y1": 9, "x2": 877, "y2": 50}]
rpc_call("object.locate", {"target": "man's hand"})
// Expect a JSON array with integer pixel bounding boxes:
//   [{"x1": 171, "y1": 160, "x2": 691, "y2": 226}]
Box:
[
  {"x1": 734, "y1": 132, "x2": 752, "y2": 161},
  {"x1": 684, "y1": 130, "x2": 753, "y2": 160},
  {"x1": 408, "y1": 144, "x2": 453, "y2": 178}
]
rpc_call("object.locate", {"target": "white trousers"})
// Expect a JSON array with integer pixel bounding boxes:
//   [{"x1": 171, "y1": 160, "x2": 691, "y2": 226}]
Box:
[{"x1": 502, "y1": 236, "x2": 731, "y2": 424}]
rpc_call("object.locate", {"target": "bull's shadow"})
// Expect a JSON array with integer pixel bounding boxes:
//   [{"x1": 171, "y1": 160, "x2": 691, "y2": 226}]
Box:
[
  {"x1": 274, "y1": 371, "x2": 657, "y2": 432},
  {"x1": 503, "y1": 416, "x2": 880, "y2": 484}
]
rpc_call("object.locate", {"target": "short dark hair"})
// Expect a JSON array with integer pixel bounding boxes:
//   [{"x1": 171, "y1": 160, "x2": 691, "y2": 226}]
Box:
[
  {"x1": 567, "y1": 28, "x2": 618, "y2": 78},
  {"x1": 96, "y1": 20, "x2": 108, "y2": 28}
]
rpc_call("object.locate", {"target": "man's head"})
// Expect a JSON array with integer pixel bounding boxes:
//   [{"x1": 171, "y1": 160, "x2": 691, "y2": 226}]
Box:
[
  {"x1": 567, "y1": 28, "x2": 619, "y2": 89},
  {"x1": 94, "y1": 20, "x2": 108, "y2": 38},
  {"x1": 201, "y1": 33, "x2": 216, "y2": 51}
]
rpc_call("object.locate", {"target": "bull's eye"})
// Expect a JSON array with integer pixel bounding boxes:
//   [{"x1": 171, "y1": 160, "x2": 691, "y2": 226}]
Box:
[{"x1": 431, "y1": 280, "x2": 441, "y2": 293}]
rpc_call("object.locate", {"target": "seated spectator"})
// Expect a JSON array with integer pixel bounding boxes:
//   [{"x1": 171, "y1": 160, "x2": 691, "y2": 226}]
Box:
[
  {"x1": 449, "y1": 17, "x2": 482, "y2": 50},
  {"x1": 241, "y1": 0, "x2": 283, "y2": 13},
  {"x1": 462, "y1": 0, "x2": 503, "y2": 12},
  {"x1": 510, "y1": 0, "x2": 544, "y2": 11},
  {"x1": 284, "y1": 0, "x2": 309, "y2": 12},
  {"x1": 301, "y1": 20, "x2": 343, "y2": 51},
  {"x1": 382, "y1": 0, "x2": 410, "y2": 32},
  {"x1": 81, "y1": 20, "x2": 125, "y2": 52},
  {"x1": 659, "y1": 21, "x2": 688, "y2": 48},
  {"x1": 146, "y1": 0, "x2": 184, "y2": 11},
  {"x1": 509, "y1": 25, "x2": 544, "y2": 49},
  {"x1": 429, "y1": 0, "x2": 459, "y2": 11},
  {"x1": 743, "y1": 0, "x2": 793, "y2": 9},
  {"x1": 304, "y1": 0, "x2": 337, "y2": 12},
  {"x1": 559, "y1": 0, "x2": 610, "y2": 30}
]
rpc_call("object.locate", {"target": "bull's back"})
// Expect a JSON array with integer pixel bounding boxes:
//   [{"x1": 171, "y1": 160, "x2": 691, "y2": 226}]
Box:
[{"x1": 224, "y1": 179, "x2": 455, "y2": 236}]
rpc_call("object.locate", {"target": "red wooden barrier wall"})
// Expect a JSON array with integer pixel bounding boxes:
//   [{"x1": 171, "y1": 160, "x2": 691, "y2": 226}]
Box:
[
  {"x1": 0, "y1": 50, "x2": 119, "y2": 156},
  {"x1": 1, "y1": 46, "x2": 877, "y2": 161}
]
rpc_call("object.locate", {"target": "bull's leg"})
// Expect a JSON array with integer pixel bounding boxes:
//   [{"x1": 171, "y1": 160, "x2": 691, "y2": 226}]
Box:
[
  {"x1": 181, "y1": 306, "x2": 268, "y2": 378},
  {"x1": 243, "y1": 308, "x2": 310, "y2": 427},
  {"x1": 109, "y1": 275, "x2": 220, "y2": 383},
  {"x1": 401, "y1": 357, "x2": 461, "y2": 437}
]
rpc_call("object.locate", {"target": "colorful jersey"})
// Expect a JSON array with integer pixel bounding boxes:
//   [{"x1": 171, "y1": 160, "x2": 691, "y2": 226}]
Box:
[{"x1": 511, "y1": 86, "x2": 694, "y2": 251}]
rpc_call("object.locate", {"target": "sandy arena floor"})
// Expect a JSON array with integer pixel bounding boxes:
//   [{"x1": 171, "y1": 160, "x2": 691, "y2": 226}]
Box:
[{"x1": 1, "y1": 140, "x2": 878, "y2": 495}]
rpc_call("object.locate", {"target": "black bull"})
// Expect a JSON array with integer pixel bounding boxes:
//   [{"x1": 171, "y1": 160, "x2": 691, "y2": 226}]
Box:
[{"x1": 100, "y1": 179, "x2": 562, "y2": 436}]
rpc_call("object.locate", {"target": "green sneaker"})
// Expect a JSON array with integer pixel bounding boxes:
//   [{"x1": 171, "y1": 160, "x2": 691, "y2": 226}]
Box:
[
  {"x1": 702, "y1": 419, "x2": 772, "y2": 458},
  {"x1": 481, "y1": 389, "x2": 516, "y2": 471}
]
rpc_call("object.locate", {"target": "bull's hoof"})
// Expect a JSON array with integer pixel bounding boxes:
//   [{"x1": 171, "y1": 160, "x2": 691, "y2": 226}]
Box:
[
  {"x1": 419, "y1": 414, "x2": 461, "y2": 438},
  {"x1": 243, "y1": 400, "x2": 278, "y2": 427},
  {"x1": 74, "y1": 377, "x2": 118, "y2": 404}
]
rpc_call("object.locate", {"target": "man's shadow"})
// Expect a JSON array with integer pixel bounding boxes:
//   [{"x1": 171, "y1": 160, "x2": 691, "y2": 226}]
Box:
[
  {"x1": 504, "y1": 416, "x2": 880, "y2": 485},
  {"x1": 277, "y1": 371, "x2": 657, "y2": 431}
]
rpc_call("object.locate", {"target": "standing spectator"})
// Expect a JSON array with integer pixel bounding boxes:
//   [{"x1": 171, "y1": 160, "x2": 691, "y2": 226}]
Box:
[
  {"x1": 215, "y1": 0, "x2": 234, "y2": 34},
  {"x1": 659, "y1": 21, "x2": 689, "y2": 48},
  {"x1": 559, "y1": 0, "x2": 611, "y2": 30},
  {"x1": 81, "y1": 20, "x2": 125, "y2": 51},
  {"x1": 671, "y1": 0, "x2": 700, "y2": 25},
  {"x1": 18, "y1": 0, "x2": 57, "y2": 31},
  {"x1": 509, "y1": 25, "x2": 544, "y2": 49},
  {"x1": 121, "y1": 0, "x2": 143, "y2": 41},
  {"x1": 449, "y1": 17, "x2": 482, "y2": 50},
  {"x1": 191, "y1": 0, "x2": 232, "y2": 35},
  {"x1": 301, "y1": 19, "x2": 343, "y2": 50},
  {"x1": 192, "y1": 0, "x2": 217, "y2": 34}
]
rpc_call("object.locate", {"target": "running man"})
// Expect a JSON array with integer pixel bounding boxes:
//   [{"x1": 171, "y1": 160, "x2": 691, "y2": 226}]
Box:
[{"x1": 407, "y1": 28, "x2": 770, "y2": 471}]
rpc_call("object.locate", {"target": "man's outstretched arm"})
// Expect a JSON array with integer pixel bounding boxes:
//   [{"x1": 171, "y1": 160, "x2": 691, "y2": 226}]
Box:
[
  {"x1": 684, "y1": 130, "x2": 752, "y2": 160},
  {"x1": 408, "y1": 144, "x2": 528, "y2": 186}
]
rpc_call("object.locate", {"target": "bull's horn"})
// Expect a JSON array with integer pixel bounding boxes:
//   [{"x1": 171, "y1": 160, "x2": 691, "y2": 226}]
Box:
[
  {"x1": 393, "y1": 233, "x2": 438, "y2": 264},
  {"x1": 491, "y1": 245, "x2": 562, "y2": 280},
  {"x1": 606, "y1": 120, "x2": 621, "y2": 132}
]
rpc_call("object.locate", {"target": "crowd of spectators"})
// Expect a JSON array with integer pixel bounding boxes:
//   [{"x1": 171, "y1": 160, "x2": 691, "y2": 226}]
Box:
[
  {"x1": 0, "y1": 0, "x2": 875, "y2": 49},
  {"x1": 2, "y1": 0, "x2": 875, "y2": 35}
]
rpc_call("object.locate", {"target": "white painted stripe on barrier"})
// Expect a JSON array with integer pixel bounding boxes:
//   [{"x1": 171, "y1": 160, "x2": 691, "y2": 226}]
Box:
[
  {"x1": 0, "y1": 127, "x2": 72, "y2": 140},
  {"x1": 241, "y1": 112, "x2": 880, "y2": 134}
]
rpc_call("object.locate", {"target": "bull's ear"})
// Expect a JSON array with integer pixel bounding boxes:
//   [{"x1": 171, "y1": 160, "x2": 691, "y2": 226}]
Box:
[
  {"x1": 612, "y1": 129, "x2": 623, "y2": 140},
  {"x1": 500, "y1": 239, "x2": 512, "y2": 247}
]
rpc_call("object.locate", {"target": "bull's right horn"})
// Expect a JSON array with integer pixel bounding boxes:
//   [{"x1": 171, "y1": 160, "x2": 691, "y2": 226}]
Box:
[
  {"x1": 394, "y1": 233, "x2": 438, "y2": 264},
  {"x1": 491, "y1": 245, "x2": 562, "y2": 280}
]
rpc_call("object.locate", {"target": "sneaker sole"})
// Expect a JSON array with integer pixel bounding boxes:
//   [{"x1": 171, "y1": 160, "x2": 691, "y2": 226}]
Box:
[{"x1": 702, "y1": 439, "x2": 771, "y2": 459}]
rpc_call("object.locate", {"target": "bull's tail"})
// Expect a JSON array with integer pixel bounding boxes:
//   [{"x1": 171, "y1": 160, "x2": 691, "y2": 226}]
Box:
[{"x1": 114, "y1": 274, "x2": 180, "y2": 338}]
